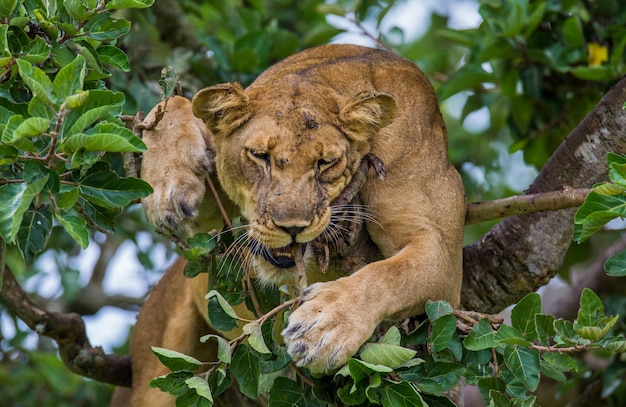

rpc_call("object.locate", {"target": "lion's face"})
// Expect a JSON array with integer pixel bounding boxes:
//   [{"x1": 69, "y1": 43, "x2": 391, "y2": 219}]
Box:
[{"x1": 192, "y1": 83, "x2": 396, "y2": 284}]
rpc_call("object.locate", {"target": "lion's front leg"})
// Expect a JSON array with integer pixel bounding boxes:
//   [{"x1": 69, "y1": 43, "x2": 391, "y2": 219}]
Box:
[{"x1": 282, "y1": 236, "x2": 462, "y2": 375}]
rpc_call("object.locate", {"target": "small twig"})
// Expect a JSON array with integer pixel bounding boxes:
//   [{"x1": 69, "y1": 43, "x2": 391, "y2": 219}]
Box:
[
  {"x1": 154, "y1": 227, "x2": 190, "y2": 251},
  {"x1": 120, "y1": 111, "x2": 148, "y2": 179},
  {"x1": 205, "y1": 176, "x2": 232, "y2": 230},
  {"x1": 491, "y1": 347, "x2": 499, "y2": 377},
  {"x1": 453, "y1": 309, "x2": 504, "y2": 326},
  {"x1": 292, "y1": 363, "x2": 315, "y2": 387},
  {"x1": 244, "y1": 268, "x2": 263, "y2": 318},
  {"x1": 294, "y1": 243, "x2": 307, "y2": 290},
  {"x1": 345, "y1": 15, "x2": 393, "y2": 51}
]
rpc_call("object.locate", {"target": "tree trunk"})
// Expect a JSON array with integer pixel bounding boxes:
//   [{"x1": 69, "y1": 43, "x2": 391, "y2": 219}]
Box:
[{"x1": 461, "y1": 77, "x2": 626, "y2": 313}]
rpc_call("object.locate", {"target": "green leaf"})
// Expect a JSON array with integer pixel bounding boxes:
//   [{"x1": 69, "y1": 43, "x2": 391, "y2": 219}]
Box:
[
  {"x1": 64, "y1": 0, "x2": 98, "y2": 21},
  {"x1": 534, "y1": 314, "x2": 556, "y2": 344},
  {"x1": 83, "y1": 13, "x2": 130, "y2": 41},
  {"x1": 268, "y1": 377, "x2": 317, "y2": 407},
  {"x1": 97, "y1": 45, "x2": 130, "y2": 72},
  {"x1": 0, "y1": 176, "x2": 48, "y2": 243},
  {"x1": 438, "y1": 65, "x2": 494, "y2": 101},
  {"x1": 464, "y1": 318, "x2": 496, "y2": 350},
  {"x1": 200, "y1": 334, "x2": 232, "y2": 364},
  {"x1": 359, "y1": 342, "x2": 417, "y2": 368},
  {"x1": 477, "y1": 377, "x2": 506, "y2": 405},
  {"x1": 149, "y1": 371, "x2": 194, "y2": 396},
  {"x1": 206, "y1": 290, "x2": 239, "y2": 332},
  {"x1": 604, "y1": 250, "x2": 626, "y2": 277},
  {"x1": 230, "y1": 345, "x2": 259, "y2": 399},
  {"x1": 562, "y1": 16, "x2": 584, "y2": 47},
  {"x1": 52, "y1": 55, "x2": 85, "y2": 103},
  {"x1": 575, "y1": 315, "x2": 618, "y2": 342},
  {"x1": 56, "y1": 186, "x2": 79, "y2": 211},
  {"x1": 495, "y1": 324, "x2": 532, "y2": 346},
  {"x1": 77, "y1": 162, "x2": 152, "y2": 208},
  {"x1": 61, "y1": 91, "x2": 90, "y2": 111},
  {"x1": 430, "y1": 314, "x2": 457, "y2": 352},
  {"x1": 381, "y1": 326, "x2": 402, "y2": 346},
  {"x1": 407, "y1": 362, "x2": 464, "y2": 395},
  {"x1": 55, "y1": 214, "x2": 89, "y2": 249},
  {"x1": 105, "y1": 0, "x2": 154, "y2": 10},
  {"x1": 553, "y1": 319, "x2": 581, "y2": 345},
  {"x1": 540, "y1": 353, "x2": 577, "y2": 382},
  {"x1": 576, "y1": 288, "x2": 604, "y2": 327},
  {"x1": 0, "y1": 144, "x2": 17, "y2": 165},
  {"x1": 62, "y1": 90, "x2": 125, "y2": 138},
  {"x1": 16, "y1": 205, "x2": 52, "y2": 264},
  {"x1": 604, "y1": 339, "x2": 626, "y2": 352},
  {"x1": 185, "y1": 377, "x2": 213, "y2": 403},
  {"x1": 437, "y1": 27, "x2": 477, "y2": 47},
  {"x1": 0, "y1": 0, "x2": 18, "y2": 19},
  {"x1": 151, "y1": 347, "x2": 203, "y2": 372},
  {"x1": 380, "y1": 381, "x2": 427, "y2": 407},
  {"x1": 1, "y1": 116, "x2": 49, "y2": 143},
  {"x1": 574, "y1": 190, "x2": 626, "y2": 242},
  {"x1": 243, "y1": 321, "x2": 271, "y2": 354},
  {"x1": 16, "y1": 58, "x2": 53, "y2": 106},
  {"x1": 20, "y1": 36, "x2": 51, "y2": 63},
  {"x1": 78, "y1": 197, "x2": 118, "y2": 233},
  {"x1": 488, "y1": 390, "x2": 511, "y2": 407},
  {"x1": 63, "y1": 122, "x2": 147, "y2": 153},
  {"x1": 503, "y1": 346, "x2": 540, "y2": 391},
  {"x1": 346, "y1": 358, "x2": 393, "y2": 383},
  {"x1": 511, "y1": 293, "x2": 541, "y2": 341},
  {"x1": 425, "y1": 301, "x2": 453, "y2": 321}
]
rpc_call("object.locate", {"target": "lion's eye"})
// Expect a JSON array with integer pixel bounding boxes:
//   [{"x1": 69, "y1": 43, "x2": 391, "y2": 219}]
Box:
[
  {"x1": 248, "y1": 150, "x2": 270, "y2": 166},
  {"x1": 318, "y1": 157, "x2": 337, "y2": 169}
]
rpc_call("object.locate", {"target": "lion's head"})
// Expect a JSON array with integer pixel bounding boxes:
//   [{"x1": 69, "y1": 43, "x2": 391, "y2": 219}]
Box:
[{"x1": 192, "y1": 80, "x2": 396, "y2": 284}]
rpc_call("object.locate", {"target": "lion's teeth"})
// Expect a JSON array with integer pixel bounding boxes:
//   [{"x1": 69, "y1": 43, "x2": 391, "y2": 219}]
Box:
[{"x1": 272, "y1": 245, "x2": 294, "y2": 258}]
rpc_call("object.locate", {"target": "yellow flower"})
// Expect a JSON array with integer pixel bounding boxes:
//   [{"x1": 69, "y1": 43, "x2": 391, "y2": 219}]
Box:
[{"x1": 587, "y1": 42, "x2": 609, "y2": 67}]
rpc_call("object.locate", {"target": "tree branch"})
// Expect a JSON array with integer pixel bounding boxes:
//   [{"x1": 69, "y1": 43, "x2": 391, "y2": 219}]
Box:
[
  {"x1": 465, "y1": 187, "x2": 591, "y2": 225},
  {"x1": 0, "y1": 256, "x2": 131, "y2": 387},
  {"x1": 461, "y1": 76, "x2": 626, "y2": 313}
]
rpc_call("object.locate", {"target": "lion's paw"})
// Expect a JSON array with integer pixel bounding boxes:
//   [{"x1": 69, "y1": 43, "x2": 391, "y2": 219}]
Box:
[
  {"x1": 141, "y1": 162, "x2": 209, "y2": 232},
  {"x1": 281, "y1": 281, "x2": 378, "y2": 375},
  {"x1": 140, "y1": 96, "x2": 215, "y2": 234}
]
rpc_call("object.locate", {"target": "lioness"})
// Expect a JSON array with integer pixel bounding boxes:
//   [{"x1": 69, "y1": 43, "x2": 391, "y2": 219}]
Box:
[{"x1": 113, "y1": 44, "x2": 465, "y2": 406}]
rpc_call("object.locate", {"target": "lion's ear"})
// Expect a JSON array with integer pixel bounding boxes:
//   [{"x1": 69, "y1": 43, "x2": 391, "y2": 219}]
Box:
[
  {"x1": 339, "y1": 92, "x2": 397, "y2": 143},
  {"x1": 192, "y1": 83, "x2": 250, "y2": 135}
]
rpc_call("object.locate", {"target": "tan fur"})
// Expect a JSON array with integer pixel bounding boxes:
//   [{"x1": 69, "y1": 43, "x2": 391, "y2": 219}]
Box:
[{"x1": 115, "y1": 44, "x2": 465, "y2": 406}]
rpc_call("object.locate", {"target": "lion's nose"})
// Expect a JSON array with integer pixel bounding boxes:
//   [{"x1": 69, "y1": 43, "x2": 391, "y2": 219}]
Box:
[{"x1": 283, "y1": 226, "x2": 305, "y2": 238}]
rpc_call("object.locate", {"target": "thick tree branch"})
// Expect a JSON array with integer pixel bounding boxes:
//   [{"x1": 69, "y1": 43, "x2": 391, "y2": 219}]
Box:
[
  {"x1": 0, "y1": 258, "x2": 131, "y2": 387},
  {"x1": 465, "y1": 187, "x2": 591, "y2": 225},
  {"x1": 461, "y1": 76, "x2": 626, "y2": 313}
]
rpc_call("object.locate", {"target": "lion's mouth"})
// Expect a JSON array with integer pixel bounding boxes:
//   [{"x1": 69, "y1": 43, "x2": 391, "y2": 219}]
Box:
[{"x1": 258, "y1": 243, "x2": 307, "y2": 268}]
